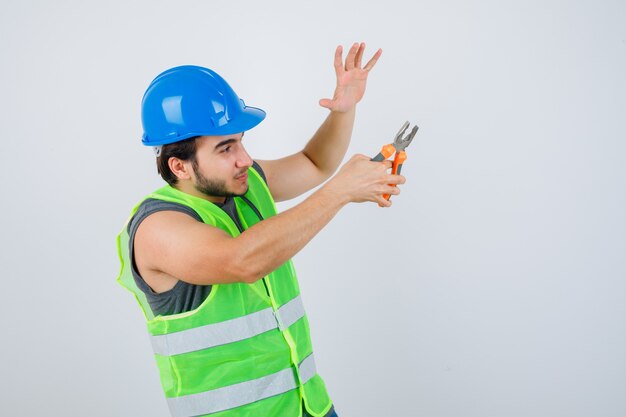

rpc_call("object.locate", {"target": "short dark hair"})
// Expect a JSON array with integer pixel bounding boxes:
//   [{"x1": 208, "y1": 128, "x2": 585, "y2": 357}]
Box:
[{"x1": 156, "y1": 136, "x2": 199, "y2": 186}]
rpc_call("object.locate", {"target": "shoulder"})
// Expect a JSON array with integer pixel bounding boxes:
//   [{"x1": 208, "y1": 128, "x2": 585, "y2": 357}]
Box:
[
  {"x1": 251, "y1": 161, "x2": 268, "y2": 184},
  {"x1": 128, "y1": 198, "x2": 201, "y2": 236}
]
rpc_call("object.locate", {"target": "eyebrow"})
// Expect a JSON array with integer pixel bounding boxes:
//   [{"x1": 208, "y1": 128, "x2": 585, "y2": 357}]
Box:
[
  {"x1": 215, "y1": 138, "x2": 237, "y2": 149},
  {"x1": 214, "y1": 133, "x2": 244, "y2": 150}
]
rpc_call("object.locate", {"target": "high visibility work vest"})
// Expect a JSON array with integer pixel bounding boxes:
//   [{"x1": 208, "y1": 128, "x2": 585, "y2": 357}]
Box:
[{"x1": 116, "y1": 166, "x2": 333, "y2": 417}]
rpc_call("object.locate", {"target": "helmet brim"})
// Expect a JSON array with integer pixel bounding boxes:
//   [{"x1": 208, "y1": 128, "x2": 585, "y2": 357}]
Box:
[
  {"x1": 209, "y1": 106, "x2": 266, "y2": 136},
  {"x1": 142, "y1": 106, "x2": 266, "y2": 146}
]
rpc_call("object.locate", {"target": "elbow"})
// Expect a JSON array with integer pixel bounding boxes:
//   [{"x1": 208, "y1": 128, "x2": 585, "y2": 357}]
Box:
[
  {"x1": 302, "y1": 150, "x2": 336, "y2": 182},
  {"x1": 240, "y1": 273, "x2": 263, "y2": 284},
  {"x1": 223, "y1": 234, "x2": 278, "y2": 284},
  {"x1": 241, "y1": 260, "x2": 269, "y2": 284},
  {"x1": 238, "y1": 268, "x2": 266, "y2": 284},
  {"x1": 229, "y1": 251, "x2": 267, "y2": 284},
  {"x1": 186, "y1": 239, "x2": 268, "y2": 285}
]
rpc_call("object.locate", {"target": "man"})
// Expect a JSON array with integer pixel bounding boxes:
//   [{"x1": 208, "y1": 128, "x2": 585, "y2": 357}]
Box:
[{"x1": 117, "y1": 43, "x2": 405, "y2": 417}]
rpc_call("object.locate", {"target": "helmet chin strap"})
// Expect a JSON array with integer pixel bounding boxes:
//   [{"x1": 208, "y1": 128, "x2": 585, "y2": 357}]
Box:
[{"x1": 153, "y1": 146, "x2": 163, "y2": 157}]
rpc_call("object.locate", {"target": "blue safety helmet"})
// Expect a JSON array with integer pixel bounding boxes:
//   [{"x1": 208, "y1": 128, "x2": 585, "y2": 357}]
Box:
[{"x1": 141, "y1": 65, "x2": 266, "y2": 147}]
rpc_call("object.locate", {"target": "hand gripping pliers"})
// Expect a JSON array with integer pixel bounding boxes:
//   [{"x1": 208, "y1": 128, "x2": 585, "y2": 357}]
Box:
[{"x1": 371, "y1": 121, "x2": 419, "y2": 200}]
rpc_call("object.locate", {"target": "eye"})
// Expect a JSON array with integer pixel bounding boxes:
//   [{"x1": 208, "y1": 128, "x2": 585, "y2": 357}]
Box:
[{"x1": 221, "y1": 146, "x2": 231, "y2": 153}]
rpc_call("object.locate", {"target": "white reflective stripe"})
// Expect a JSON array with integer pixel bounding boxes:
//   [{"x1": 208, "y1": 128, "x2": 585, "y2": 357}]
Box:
[
  {"x1": 167, "y1": 354, "x2": 318, "y2": 417},
  {"x1": 151, "y1": 295, "x2": 305, "y2": 356},
  {"x1": 274, "y1": 295, "x2": 305, "y2": 330},
  {"x1": 167, "y1": 366, "x2": 296, "y2": 417},
  {"x1": 298, "y1": 353, "x2": 317, "y2": 385},
  {"x1": 151, "y1": 307, "x2": 277, "y2": 356}
]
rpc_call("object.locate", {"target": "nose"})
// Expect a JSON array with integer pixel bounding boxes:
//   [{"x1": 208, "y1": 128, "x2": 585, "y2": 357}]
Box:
[{"x1": 235, "y1": 145, "x2": 253, "y2": 169}]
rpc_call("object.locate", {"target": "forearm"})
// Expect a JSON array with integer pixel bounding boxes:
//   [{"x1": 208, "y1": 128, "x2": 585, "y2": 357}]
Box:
[
  {"x1": 234, "y1": 183, "x2": 348, "y2": 282},
  {"x1": 302, "y1": 107, "x2": 356, "y2": 178}
]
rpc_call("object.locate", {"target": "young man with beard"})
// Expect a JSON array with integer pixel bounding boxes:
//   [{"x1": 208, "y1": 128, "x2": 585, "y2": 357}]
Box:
[{"x1": 117, "y1": 43, "x2": 404, "y2": 417}]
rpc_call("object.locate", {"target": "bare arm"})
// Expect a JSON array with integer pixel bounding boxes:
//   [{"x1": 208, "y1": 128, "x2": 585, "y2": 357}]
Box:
[
  {"x1": 257, "y1": 108, "x2": 355, "y2": 202},
  {"x1": 258, "y1": 43, "x2": 382, "y2": 202},
  {"x1": 134, "y1": 156, "x2": 404, "y2": 287}
]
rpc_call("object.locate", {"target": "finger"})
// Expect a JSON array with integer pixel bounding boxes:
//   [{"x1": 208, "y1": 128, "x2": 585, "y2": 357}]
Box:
[
  {"x1": 364, "y1": 48, "x2": 383, "y2": 72},
  {"x1": 386, "y1": 174, "x2": 406, "y2": 184},
  {"x1": 318, "y1": 98, "x2": 334, "y2": 109},
  {"x1": 333, "y1": 45, "x2": 343, "y2": 76},
  {"x1": 355, "y1": 42, "x2": 365, "y2": 68},
  {"x1": 376, "y1": 195, "x2": 392, "y2": 207},
  {"x1": 345, "y1": 42, "x2": 359, "y2": 71},
  {"x1": 383, "y1": 185, "x2": 401, "y2": 195}
]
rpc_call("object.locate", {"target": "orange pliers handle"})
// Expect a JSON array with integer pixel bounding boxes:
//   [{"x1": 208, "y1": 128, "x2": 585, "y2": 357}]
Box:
[
  {"x1": 372, "y1": 144, "x2": 396, "y2": 161},
  {"x1": 383, "y1": 151, "x2": 407, "y2": 200}
]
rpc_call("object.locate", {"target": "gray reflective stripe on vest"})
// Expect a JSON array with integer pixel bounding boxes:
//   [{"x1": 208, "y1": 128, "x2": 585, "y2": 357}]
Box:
[
  {"x1": 151, "y1": 295, "x2": 305, "y2": 356},
  {"x1": 298, "y1": 351, "x2": 317, "y2": 384},
  {"x1": 167, "y1": 353, "x2": 317, "y2": 417},
  {"x1": 272, "y1": 294, "x2": 304, "y2": 331}
]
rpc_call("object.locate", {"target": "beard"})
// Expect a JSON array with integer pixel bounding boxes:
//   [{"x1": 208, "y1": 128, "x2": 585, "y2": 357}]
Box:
[{"x1": 192, "y1": 162, "x2": 248, "y2": 198}]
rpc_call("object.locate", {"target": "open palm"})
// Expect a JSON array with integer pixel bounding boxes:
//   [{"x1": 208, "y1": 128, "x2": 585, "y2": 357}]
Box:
[{"x1": 319, "y1": 42, "x2": 382, "y2": 113}]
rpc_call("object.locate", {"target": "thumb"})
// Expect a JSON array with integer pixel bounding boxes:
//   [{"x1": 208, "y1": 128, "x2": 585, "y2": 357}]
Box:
[{"x1": 319, "y1": 98, "x2": 334, "y2": 109}]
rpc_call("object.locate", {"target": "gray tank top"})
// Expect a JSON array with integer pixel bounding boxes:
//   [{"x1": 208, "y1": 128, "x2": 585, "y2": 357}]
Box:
[{"x1": 127, "y1": 162, "x2": 265, "y2": 316}]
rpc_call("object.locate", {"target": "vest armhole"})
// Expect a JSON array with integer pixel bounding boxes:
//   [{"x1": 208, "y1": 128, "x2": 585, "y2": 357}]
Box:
[
  {"x1": 128, "y1": 199, "x2": 206, "y2": 313},
  {"x1": 251, "y1": 160, "x2": 268, "y2": 184}
]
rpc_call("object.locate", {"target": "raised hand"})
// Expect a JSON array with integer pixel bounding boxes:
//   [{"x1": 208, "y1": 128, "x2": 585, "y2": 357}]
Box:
[{"x1": 319, "y1": 42, "x2": 382, "y2": 113}]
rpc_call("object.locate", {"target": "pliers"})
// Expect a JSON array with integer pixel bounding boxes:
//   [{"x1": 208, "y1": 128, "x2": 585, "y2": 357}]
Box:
[{"x1": 371, "y1": 121, "x2": 419, "y2": 201}]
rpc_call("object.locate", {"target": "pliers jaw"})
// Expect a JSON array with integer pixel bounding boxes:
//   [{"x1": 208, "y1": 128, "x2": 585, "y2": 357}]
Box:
[
  {"x1": 393, "y1": 121, "x2": 419, "y2": 153},
  {"x1": 371, "y1": 121, "x2": 419, "y2": 162}
]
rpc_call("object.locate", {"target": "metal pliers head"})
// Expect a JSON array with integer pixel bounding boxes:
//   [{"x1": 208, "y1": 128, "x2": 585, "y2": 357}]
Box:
[
  {"x1": 371, "y1": 121, "x2": 419, "y2": 162},
  {"x1": 393, "y1": 121, "x2": 419, "y2": 153}
]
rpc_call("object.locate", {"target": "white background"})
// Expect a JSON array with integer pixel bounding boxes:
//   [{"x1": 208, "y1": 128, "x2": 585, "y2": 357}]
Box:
[{"x1": 1, "y1": 0, "x2": 625, "y2": 416}]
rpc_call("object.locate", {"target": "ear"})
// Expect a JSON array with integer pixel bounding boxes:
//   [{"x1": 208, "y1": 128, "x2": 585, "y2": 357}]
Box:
[{"x1": 168, "y1": 157, "x2": 193, "y2": 181}]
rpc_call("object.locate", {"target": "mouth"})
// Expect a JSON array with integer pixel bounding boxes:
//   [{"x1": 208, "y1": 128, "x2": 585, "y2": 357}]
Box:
[{"x1": 235, "y1": 171, "x2": 248, "y2": 182}]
